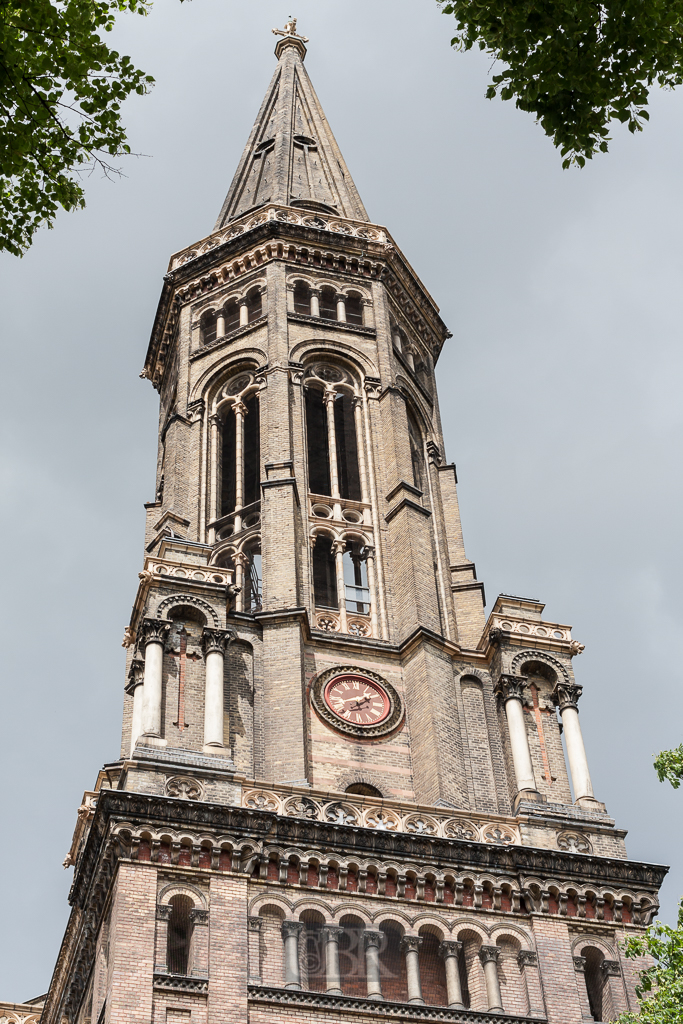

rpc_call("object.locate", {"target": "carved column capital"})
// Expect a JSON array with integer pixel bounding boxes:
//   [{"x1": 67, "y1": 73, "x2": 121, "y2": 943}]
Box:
[
  {"x1": 331, "y1": 540, "x2": 347, "y2": 557},
  {"x1": 322, "y1": 925, "x2": 345, "y2": 942},
  {"x1": 553, "y1": 682, "x2": 583, "y2": 711},
  {"x1": 281, "y1": 920, "x2": 304, "y2": 940},
  {"x1": 190, "y1": 909, "x2": 209, "y2": 925},
  {"x1": 517, "y1": 950, "x2": 538, "y2": 967},
  {"x1": 248, "y1": 916, "x2": 263, "y2": 932},
  {"x1": 363, "y1": 930, "x2": 383, "y2": 950},
  {"x1": 438, "y1": 940, "x2": 463, "y2": 960},
  {"x1": 494, "y1": 674, "x2": 528, "y2": 703},
  {"x1": 602, "y1": 960, "x2": 621, "y2": 977},
  {"x1": 202, "y1": 627, "x2": 233, "y2": 656},
  {"x1": 478, "y1": 945, "x2": 501, "y2": 966},
  {"x1": 573, "y1": 955, "x2": 586, "y2": 972},
  {"x1": 156, "y1": 904, "x2": 172, "y2": 921},
  {"x1": 125, "y1": 656, "x2": 145, "y2": 694},
  {"x1": 400, "y1": 935, "x2": 423, "y2": 954},
  {"x1": 426, "y1": 440, "x2": 442, "y2": 465},
  {"x1": 139, "y1": 619, "x2": 170, "y2": 647}
]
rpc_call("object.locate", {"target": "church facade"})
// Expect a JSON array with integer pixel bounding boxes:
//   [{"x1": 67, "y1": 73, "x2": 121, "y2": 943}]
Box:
[{"x1": 38, "y1": 24, "x2": 666, "y2": 1024}]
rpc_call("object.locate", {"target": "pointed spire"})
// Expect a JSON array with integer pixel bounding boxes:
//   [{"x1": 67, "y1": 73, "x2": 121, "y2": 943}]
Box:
[{"x1": 214, "y1": 22, "x2": 369, "y2": 228}]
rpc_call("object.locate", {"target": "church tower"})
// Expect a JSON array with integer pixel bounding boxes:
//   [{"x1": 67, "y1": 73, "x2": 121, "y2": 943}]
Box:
[{"x1": 41, "y1": 23, "x2": 666, "y2": 1024}]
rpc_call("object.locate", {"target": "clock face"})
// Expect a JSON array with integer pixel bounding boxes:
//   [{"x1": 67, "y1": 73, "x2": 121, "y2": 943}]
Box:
[{"x1": 323, "y1": 674, "x2": 391, "y2": 727}]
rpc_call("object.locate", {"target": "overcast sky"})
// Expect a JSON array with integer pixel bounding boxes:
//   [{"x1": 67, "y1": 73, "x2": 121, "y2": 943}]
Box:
[{"x1": 1, "y1": 0, "x2": 682, "y2": 1001}]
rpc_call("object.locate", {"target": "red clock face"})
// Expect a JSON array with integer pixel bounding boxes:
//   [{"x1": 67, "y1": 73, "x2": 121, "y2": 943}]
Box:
[{"x1": 323, "y1": 674, "x2": 391, "y2": 727}]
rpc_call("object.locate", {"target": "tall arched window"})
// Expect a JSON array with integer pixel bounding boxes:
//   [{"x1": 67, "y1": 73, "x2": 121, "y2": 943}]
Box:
[
  {"x1": 320, "y1": 287, "x2": 337, "y2": 320},
  {"x1": 407, "y1": 412, "x2": 424, "y2": 493},
  {"x1": 246, "y1": 287, "x2": 262, "y2": 321},
  {"x1": 224, "y1": 298, "x2": 240, "y2": 333},
  {"x1": 304, "y1": 367, "x2": 361, "y2": 501},
  {"x1": 221, "y1": 392, "x2": 260, "y2": 516},
  {"x1": 201, "y1": 309, "x2": 217, "y2": 346},
  {"x1": 583, "y1": 947, "x2": 605, "y2": 1021},
  {"x1": 167, "y1": 895, "x2": 193, "y2": 975},
  {"x1": 294, "y1": 281, "x2": 311, "y2": 314},
  {"x1": 346, "y1": 293, "x2": 363, "y2": 325},
  {"x1": 312, "y1": 535, "x2": 337, "y2": 608}
]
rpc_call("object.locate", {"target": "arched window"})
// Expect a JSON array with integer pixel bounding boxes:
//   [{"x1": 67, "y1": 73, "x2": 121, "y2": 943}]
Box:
[
  {"x1": 343, "y1": 542, "x2": 369, "y2": 613},
  {"x1": 320, "y1": 287, "x2": 337, "y2": 320},
  {"x1": 221, "y1": 392, "x2": 260, "y2": 516},
  {"x1": 338, "y1": 917, "x2": 367, "y2": 997},
  {"x1": 243, "y1": 543, "x2": 262, "y2": 613},
  {"x1": 167, "y1": 895, "x2": 193, "y2": 975},
  {"x1": 301, "y1": 911, "x2": 326, "y2": 992},
  {"x1": 346, "y1": 294, "x2": 363, "y2": 326},
  {"x1": 201, "y1": 309, "x2": 217, "y2": 346},
  {"x1": 294, "y1": 281, "x2": 311, "y2": 314},
  {"x1": 418, "y1": 929, "x2": 448, "y2": 1006},
  {"x1": 407, "y1": 412, "x2": 424, "y2": 493},
  {"x1": 583, "y1": 947, "x2": 605, "y2": 1022},
  {"x1": 247, "y1": 288, "x2": 262, "y2": 322},
  {"x1": 224, "y1": 298, "x2": 240, "y2": 333},
  {"x1": 378, "y1": 923, "x2": 408, "y2": 1002},
  {"x1": 312, "y1": 535, "x2": 337, "y2": 608},
  {"x1": 304, "y1": 382, "x2": 361, "y2": 500},
  {"x1": 345, "y1": 782, "x2": 382, "y2": 797}
]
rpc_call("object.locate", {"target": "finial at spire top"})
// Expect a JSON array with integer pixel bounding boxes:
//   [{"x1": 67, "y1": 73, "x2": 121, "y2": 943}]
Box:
[{"x1": 272, "y1": 17, "x2": 309, "y2": 59}]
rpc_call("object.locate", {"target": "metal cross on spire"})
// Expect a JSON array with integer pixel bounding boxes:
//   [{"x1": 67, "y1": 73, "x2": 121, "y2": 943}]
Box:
[{"x1": 272, "y1": 17, "x2": 309, "y2": 43}]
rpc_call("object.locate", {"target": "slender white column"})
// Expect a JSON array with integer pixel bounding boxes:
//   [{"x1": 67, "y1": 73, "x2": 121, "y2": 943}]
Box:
[
  {"x1": 401, "y1": 936, "x2": 424, "y2": 1004},
  {"x1": 208, "y1": 414, "x2": 219, "y2": 543},
  {"x1": 202, "y1": 628, "x2": 231, "y2": 749},
  {"x1": 364, "y1": 931, "x2": 383, "y2": 1000},
  {"x1": 310, "y1": 288, "x2": 320, "y2": 317},
  {"x1": 216, "y1": 310, "x2": 226, "y2": 338},
  {"x1": 140, "y1": 621, "x2": 170, "y2": 738},
  {"x1": 336, "y1": 294, "x2": 346, "y2": 322},
  {"x1": 281, "y1": 921, "x2": 304, "y2": 989},
  {"x1": 239, "y1": 299, "x2": 249, "y2": 326},
  {"x1": 324, "y1": 391, "x2": 341, "y2": 500},
  {"x1": 439, "y1": 941, "x2": 465, "y2": 1010},
  {"x1": 479, "y1": 946, "x2": 503, "y2": 1012},
  {"x1": 127, "y1": 656, "x2": 145, "y2": 756},
  {"x1": 364, "y1": 546, "x2": 379, "y2": 638},
  {"x1": 332, "y1": 540, "x2": 348, "y2": 633},
  {"x1": 495, "y1": 675, "x2": 539, "y2": 796},
  {"x1": 234, "y1": 400, "x2": 245, "y2": 531},
  {"x1": 234, "y1": 552, "x2": 247, "y2": 613},
  {"x1": 555, "y1": 683, "x2": 595, "y2": 801},
  {"x1": 352, "y1": 397, "x2": 369, "y2": 504},
  {"x1": 323, "y1": 925, "x2": 344, "y2": 995}
]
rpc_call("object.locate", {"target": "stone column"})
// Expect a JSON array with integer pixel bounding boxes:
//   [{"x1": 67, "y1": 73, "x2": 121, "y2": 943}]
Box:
[
  {"x1": 140, "y1": 620, "x2": 170, "y2": 739},
  {"x1": 126, "y1": 655, "x2": 145, "y2": 756},
  {"x1": 336, "y1": 293, "x2": 346, "y2": 322},
  {"x1": 323, "y1": 925, "x2": 344, "y2": 995},
  {"x1": 324, "y1": 390, "x2": 341, "y2": 500},
  {"x1": 554, "y1": 683, "x2": 596, "y2": 804},
  {"x1": 239, "y1": 298, "x2": 249, "y2": 327},
  {"x1": 310, "y1": 288, "x2": 321, "y2": 318},
  {"x1": 439, "y1": 941, "x2": 465, "y2": 1009},
  {"x1": 364, "y1": 545, "x2": 379, "y2": 638},
  {"x1": 216, "y1": 309, "x2": 226, "y2": 338},
  {"x1": 208, "y1": 413, "x2": 220, "y2": 543},
  {"x1": 233, "y1": 551, "x2": 248, "y2": 614},
  {"x1": 233, "y1": 400, "x2": 245, "y2": 532},
  {"x1": 495, "y1": 674, "x2": 540, "y2": 799},
  {"x1": 352, "y1": 396, "x2": 370, "y2": 504},
  {"x1": 401, "y1": 936, "x2": 424, "y2": 1005},
  {"x1": 332, "y1": 540, "x2": 348, "y2": 633},
  {"x1": 479, "y1": 946, "x2": 503, "y2": 1012},
  {"x1": 202, "y1": 628, "x2": 232, "y2": 749},
  {"x1": 281, "y1": 921, "x2": 304, "y2": 989},
  {"x1": 517, "y1": 950, "x2": 545, "y2": 1018},
  {"x1": 364, "y1": 930, "x2": 383, "y2": 1000}
]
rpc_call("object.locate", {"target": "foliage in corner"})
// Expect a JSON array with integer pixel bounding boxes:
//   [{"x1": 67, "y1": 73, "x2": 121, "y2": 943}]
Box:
[
  {"x1": 438, "y1": 0, "x2": 683, "y2": 167},
  {"x1": 616, "y1": 899, "x2": 683, "y2": 1023},
  {"x1": 0, "y1": 0, "x2": 154, "y2": 256},
  {"x1": 653, "y1": 745, "x2": 683, "y2": 790}
]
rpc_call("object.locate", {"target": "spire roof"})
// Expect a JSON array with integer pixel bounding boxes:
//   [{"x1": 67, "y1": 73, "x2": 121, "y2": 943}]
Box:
[{"x1": 214, "y1": 24, "x2": 369, "y2": 228}]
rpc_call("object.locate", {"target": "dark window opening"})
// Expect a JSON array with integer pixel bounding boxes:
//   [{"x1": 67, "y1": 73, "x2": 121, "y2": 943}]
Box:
[
  {"x1": 334, "y1": 393, "x2": 361, "y2": 500},
  {"x1": 346, "y1": 294, "x2": 363, "y2": 326},
  {"x1": 302, "y1": 916, "x2": 326, "y2": 992},
  {"x1": 167, "y1": 895, "x2": 193, "y2": 975},
  {"x1": 343, "y1": 543, "x2": 369, "y2": 614},
  {"x1": 320, "y1": 287, "x2": 337, "y2": 320},
  {"x1": 247, "y1": 289, "x2": 262, "y2": 322},
  {"x1": 378, "y1": 924, "x2": 407, "y2": 1002},
  {"x1": 338, "y1": 919, "x2": 367, "y2": 997},
  {"x1": 294, "y1": 281, "x2": 311, "y2": 315},
  {"x1": 224, "y1": 299, "x2": 240, "y2": 333},
  {"x1": 419, "y1": 931, "x2": 448, "y2": 1006},
  {"x1": 221, "y1": 411, "x2": 236, "y2": 516},
  {"x1": 345, "y1": 783, "x2": 382, "y2": 797},
  {"x1": 583, "y1": 948, "x2": 605, "y2": 1021},
  {"x1": 244, "y1": 546, "x2": 262, "y2": 612},
  {"x1": 305, "y1": 389, "x2": 331, "y2": 495},
  {"x1": 201, "y1": 311, "x2": 217, "y2": 346},
  {"x1": 313, "y1": 535, "x2": 337, "y2": 608},
  {"x1": 407, "y1": 413, "x2": 424, "y2": 493},
  {"x1": 243, "y1": 393, "x2": 260, "y2": 507},
  {"x1": 457, "y1": 945, "x2": 471, "y2": 1009}
]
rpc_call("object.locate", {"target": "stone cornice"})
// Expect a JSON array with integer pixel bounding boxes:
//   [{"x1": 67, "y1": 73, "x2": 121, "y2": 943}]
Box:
[{"x1": 248, "y1": 985, "x2": 543, "y2": 1023}]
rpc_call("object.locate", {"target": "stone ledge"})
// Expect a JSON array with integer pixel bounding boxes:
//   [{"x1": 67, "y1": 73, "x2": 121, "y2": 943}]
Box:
[
  {"x1": 153, "y1": 973, "x2": 208, "y2": 994},
  {"x1": 247, "y1": 985, "x2": 545, "y2": 1023}
]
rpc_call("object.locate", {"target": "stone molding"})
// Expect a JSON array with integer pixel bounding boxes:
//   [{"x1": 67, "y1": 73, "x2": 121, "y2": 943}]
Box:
[
  {"x1": 247, "y1": 985, "x2": 542, "y2": 1023},
  {"x1": 494, "y1": 674, "x2": 528, "y2": 704},
  {"x1": 439, "y1": 941, "x2": 463, "y2": 960},
  {"x1": 478, "y1": 945, "x2": 501, "y2": 965},
  {"x1": 517, "y1": 950, "x2": 538, "y2": 967},
  {"x1": 552, "y1": 683, "x2": 583, "y2": 712},
  {"x1": 139, "y1": 619, "x2": 171, "y2": 647},
  {"x1": 152, "y1": 973, "x2": 208, "y2": 994}
]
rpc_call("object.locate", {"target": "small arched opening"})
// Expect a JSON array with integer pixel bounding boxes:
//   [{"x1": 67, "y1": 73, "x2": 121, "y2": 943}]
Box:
[
  {"x1": 378, "y1": 921, "x2": 407, "y2": 1002},
  {"x1": 200, "y1": 309, "x2": 217, "y2": 346},
  {"x1": 167, "y1": 895, "x2": 193, "y2": 975},
  {"x1": 346, "y1": 293, "x2": 363, "y2": 326},
  {"x1": 338, "y1": 915, "x2": 367, "y2": 998},
  {"x1": 583, "y1": 947, "x2": 606, "y2": 1021},
  {"x1": 247, "y1": 287, "x2": 262, "y2": 322},
  {"x1": 345, "y1": 782, "x2": 382, "y2": 797},
  {"x1": 294, "y1": 281, "x2": 311, "y2": 314}
]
